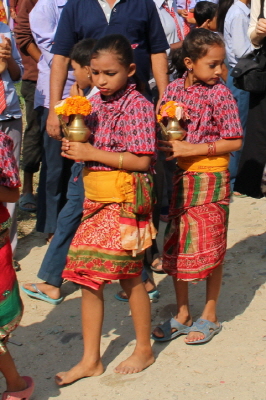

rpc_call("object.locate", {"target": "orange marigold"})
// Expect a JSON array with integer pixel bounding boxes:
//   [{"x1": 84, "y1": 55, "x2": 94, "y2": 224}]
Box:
[{"x1": 54, "y1": 96, "x2": 92, "y2": 116}]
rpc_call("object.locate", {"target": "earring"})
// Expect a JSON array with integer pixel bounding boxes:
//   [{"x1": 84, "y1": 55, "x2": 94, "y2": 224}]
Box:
[
  {"x1": 188, "y1": 68, "x2": 193, "y2": 72},
  {"x1": 88, "y1": 74, "x2": 91, "y2": 78}
]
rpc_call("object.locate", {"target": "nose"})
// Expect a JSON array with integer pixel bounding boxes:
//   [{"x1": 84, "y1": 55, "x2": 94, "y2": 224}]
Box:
[
  {"x1": 98, "y1": 73, "x2": 107, "y2": 86},
  {"x1": 215, "y1": 65, "x2": 222, "y2": 76}
]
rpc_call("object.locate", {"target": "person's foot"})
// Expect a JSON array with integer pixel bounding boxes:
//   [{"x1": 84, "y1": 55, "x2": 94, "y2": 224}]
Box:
[
  {"x1": 46, "y1": 233, "x2": 54, "y2": 244},
  {"x1": 114, "y1": 349, "x2": 155, "y2": 374},
  {"x1": 184, "y1": 318, "x2": 220, "y2": 343},
  {"x1": 152, "y1": 315, "x2": 192, "y2": 339},
  {"x1": 6, "y1": 376, "x2": 27, "y2": 392},
  {"x1": 18, "y1": 192, "x2": 37, "y2": 211},
  {"x1": 55, "y1": 360, "x2": 104, "y2": 385},
  {"x1": 116, "y1": 278, "x2": 156, "y2": 300},
  {"x1": 150, "y1": 256, "x2": 165, "y2": 274},
  {"x1": 23, "y1": 282, "x2": 61, "y2": 300}
]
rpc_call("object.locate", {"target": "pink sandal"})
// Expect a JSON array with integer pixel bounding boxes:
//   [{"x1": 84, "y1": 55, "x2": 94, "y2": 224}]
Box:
[{"x1": 2, "y1": 376, "x2": 34, "y2": 400}]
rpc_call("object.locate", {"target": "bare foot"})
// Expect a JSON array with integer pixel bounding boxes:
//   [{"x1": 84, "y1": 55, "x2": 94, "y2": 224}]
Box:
[
  {"x1": 114, "y1": 350, "x2": 155, "y2": 374},
  {"x1": 55, "y1": 360, "x2": 104, "y2": 386},
  {"x1": 6, "y1": 376, "x2": 27, "y2": 392},
  {"x1": 23, "y1": 283, "x2": 61, "y2": 300}
]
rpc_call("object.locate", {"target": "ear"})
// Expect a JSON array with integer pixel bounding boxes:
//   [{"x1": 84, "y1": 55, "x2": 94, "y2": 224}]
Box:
[
  {"x1": 84, "y1": 65, "x2": 91, "y2": 74},
  {"x1": 184, "y1": 57, "x2": 193, "y2": 70},
  {"x1": 128, "y1": 63, "x2": 136, "y2": 78}
]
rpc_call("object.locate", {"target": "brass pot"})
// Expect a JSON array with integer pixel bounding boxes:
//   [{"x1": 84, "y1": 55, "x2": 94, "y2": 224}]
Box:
[
  {"x1": 159, "y1": 117, "x2": 187, "y2": 141},
  {"x1": 59, "y1": 113, "x2": 90, "y2": 142}
]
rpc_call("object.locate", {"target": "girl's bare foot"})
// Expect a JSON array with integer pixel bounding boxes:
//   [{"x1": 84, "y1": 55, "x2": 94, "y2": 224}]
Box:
[
  {"x1": 55, "y1": 360, "x2": 104, "y2": 386},
  {"x1": 114, "y1": 349, "x2": 155, "y2": 374}
]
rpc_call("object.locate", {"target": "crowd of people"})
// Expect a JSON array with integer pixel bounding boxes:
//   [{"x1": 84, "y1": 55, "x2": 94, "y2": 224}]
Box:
[{"x1": 0, "y1": 0, "x2": 265, "y2": 398}]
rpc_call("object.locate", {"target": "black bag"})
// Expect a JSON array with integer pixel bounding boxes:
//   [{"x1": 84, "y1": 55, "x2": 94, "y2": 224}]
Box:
[{"x1": 231, "y1": 0, "x2": 266, "y2": 93}]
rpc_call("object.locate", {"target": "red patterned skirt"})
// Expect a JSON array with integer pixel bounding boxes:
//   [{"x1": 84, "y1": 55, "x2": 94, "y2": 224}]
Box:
[
  {"x1": 163, "y1": 169, "x2": 230, "y2": 281},
  {"x1": 63, "y1": 199, "x2": 144, "y2": 290}
]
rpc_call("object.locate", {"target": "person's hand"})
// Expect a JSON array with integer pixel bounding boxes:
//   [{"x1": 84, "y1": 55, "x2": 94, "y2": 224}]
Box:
[
  {"x1": 10, "y1": 9, "x2": 17, "y2": 19},
  {"x1": 61, "y1": 137, "x2": 94, "y2": 161},
  {"x1": 178, "y1": 9, "x2": 188, "y2": 18},
  {"x1": 70, "y1": 82, "x2": 84, "y2": 97},
  {"x1": 46, "y1": 109, "x2": 63, "y2": 140},
  {"x1": 0, "y1": 35, "x2": 11, "y2": 60},
  {"x1": 255, "y1": 18, "x2": 266, "y2": 37},
  {"x1": 158, "y1": 139, "x2": 193, "y2": 160}
]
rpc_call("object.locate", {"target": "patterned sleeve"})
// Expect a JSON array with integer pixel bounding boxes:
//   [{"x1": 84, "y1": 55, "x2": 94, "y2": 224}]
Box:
[
  {"x1": 0, "y1": 133, "x2": 21, "y2": 188},
  {"x1": 124, "y1": 99, "x2": 156, "y2": 155},
  {"x1": 211, "y1": 85, "x2": 243, "y2": 139}
]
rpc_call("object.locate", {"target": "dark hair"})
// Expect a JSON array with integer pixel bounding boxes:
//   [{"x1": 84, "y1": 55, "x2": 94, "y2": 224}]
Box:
[
  {"x1": 216, "y1": 0, "x2": 234, "y2": 34},
  {"x1": 70, "y1": 38, "x2": 97, "y2": 67},
  {"x1": 194, "y1": 1, "x2": 217, "y2": 27},
  {"x1": 169, "y1": 28, "x2": 225, "y2": 78},
  {"x1": 91, "y1": 34, "x2": 144, "y2": 92}
]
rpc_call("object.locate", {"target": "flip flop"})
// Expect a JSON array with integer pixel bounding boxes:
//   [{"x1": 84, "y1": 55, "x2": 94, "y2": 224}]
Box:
[
  {"x1": 151, "y1": 317, "x2": 191, "y2": 342},
  {"x1": 185, "y1": 318, "x2": 222, "y2": 345},
  {"x1": 150, "y1": 257, "x2": 166, "y2": 274},
  {"x1": 21, "y1": 284, "x2": 63, "y2": 305},
  {"x1": 2, "y1": 376, "x2": 34, "y2": 400},
  {"x1": 18, "y1": 193, "x2": 37, "y2": 212},
  {"x1": 115, "y1": 289, "x2": 160, "y2": 303}
]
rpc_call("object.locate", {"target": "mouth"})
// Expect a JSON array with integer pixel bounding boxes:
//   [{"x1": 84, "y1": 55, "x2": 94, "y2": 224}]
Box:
[{"x1": 98, "y1": 87, "x2": 109, "y2": 93}]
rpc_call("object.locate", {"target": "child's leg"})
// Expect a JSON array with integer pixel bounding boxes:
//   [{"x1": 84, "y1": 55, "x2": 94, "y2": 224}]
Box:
[
  {"x1": 0, "y1": 350, "x2": 27, "y2": 392},
  {"x1": 152, "y1": 278, "x2": 192, "y2": 339},
  {"x1": 56, "y1": 285, "x2": 105, "y2": 385},
  {"x1": 115, "y1": 275, "x2": 154, "y2": 374},
  {"x1": 185, "y1": 263, "x2": 223, "y2": 343}
]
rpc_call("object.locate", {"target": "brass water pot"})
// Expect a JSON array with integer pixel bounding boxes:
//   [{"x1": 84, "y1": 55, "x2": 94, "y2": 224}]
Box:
[
  {"x1": 59, "y1": 113, "x2": 90, "y2": 142},
  {"x1": 160, "y1": 117, "x2": 186, "y2": 141}
]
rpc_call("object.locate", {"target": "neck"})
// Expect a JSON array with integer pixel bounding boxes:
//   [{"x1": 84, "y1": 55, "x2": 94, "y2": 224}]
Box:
[
  {"x1": 239, "y1": 0, "x2": 250, "y2": 5},
  {"x1": 106, "y1": 0, "x2": 116, "y2": 7}
]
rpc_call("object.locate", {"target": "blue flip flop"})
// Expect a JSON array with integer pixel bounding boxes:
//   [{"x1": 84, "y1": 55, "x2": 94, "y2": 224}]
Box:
[
  {"x1": 21, "y1": 284, "x2": 63, "y2": 305},
  {"x1": 151, "y1": 318, "x2": 191, "y2": 342},
  {"x1": 185, "y1": 318, "x2": 222, "y2": 345},
  {"x1": 115, "y1": 289, "x2": 160, "y2": 303}
]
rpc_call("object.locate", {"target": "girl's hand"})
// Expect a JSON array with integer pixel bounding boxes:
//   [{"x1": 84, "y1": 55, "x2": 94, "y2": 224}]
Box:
[
  {"x1": 61, "y1": 137, "x2": 94, "y2": 161},
  {"x1": 255, "y1": 18, "x2": 266, "y2": 37},
  {"x1": 0, "y1": 35, "x2": 11, "y2": 60},
  {"x1": 158, "y1": 140, "x2": 194, "y2": 160},
  {"x1": 178, "y1": 9, "x2": 188, "y2": 18},
  {"x1": 70, "y1": 82, "x2": 84, "y2": 97}
]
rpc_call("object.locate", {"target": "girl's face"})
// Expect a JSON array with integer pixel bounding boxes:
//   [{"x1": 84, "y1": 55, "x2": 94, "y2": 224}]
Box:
[
  {"x1": 185, "y1": 45, "x2": 225, "y2": 86},
  {"x1": 71, "y1": 60, "x2": 92, "y2": 90},
  {"x1": 90, "y1": 51, "x2": 136, "y2": 97}
]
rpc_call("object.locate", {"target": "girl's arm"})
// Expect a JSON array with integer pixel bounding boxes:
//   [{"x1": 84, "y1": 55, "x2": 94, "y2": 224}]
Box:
[
  {"x1": 61, "y1": 139, "x2": 152, "y2": 171},
  {"x1": 0, "y1": 186, "x2": 19, "y2": 203},
  {"x1": 158, "y1": 138, "x2": 242, "y2": 160}
]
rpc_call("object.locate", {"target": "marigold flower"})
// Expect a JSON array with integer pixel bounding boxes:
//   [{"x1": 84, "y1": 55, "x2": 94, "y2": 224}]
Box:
[
  {"x1": 159, "y1": 101, "x2": 189, "y2": 121},
  {"x1": 54, "y1": 96, "x2": 92, "y2": 116}
]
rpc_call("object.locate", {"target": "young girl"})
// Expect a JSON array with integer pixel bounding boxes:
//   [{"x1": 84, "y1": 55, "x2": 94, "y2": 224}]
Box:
[
  {"x1": 57, "y1": 34, "x2": 156, "y2": 384},
  {"x1": 152, "y1": 28, "x2": 243, "y2": 344},
  {"x1": 0, "y1": 133, "x2": 34, "y2": 399}
]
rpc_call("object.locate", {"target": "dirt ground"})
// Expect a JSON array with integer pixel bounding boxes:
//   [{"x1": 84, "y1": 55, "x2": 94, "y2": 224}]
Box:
[{"x1": 2, "y1": 195, "x2": 266, "y2": 400}]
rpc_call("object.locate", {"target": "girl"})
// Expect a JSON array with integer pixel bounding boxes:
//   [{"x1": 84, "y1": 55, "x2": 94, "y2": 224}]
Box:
[
  {"x1": 57, "y1": 34, "x2": 156, "y2": 384},
  {"x1": 0, "y1": 133, "x2": 34, "y2": 399},
  {"x1": 152, "y1": 28, "x2": 243, "y2": 344}
]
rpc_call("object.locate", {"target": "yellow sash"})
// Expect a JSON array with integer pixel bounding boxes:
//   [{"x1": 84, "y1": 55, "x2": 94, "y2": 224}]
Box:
[
  {"x1": 83, "y1": 168, "x2": 134, "y2": 203},
  {"x1": 177, "y1": 154, "x2": 230, "y2": 172}
]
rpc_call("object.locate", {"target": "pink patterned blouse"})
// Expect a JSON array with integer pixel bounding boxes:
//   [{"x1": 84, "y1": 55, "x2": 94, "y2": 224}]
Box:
[
  {"x1": 85, "y1": 83, "x2": 156, "y2": 171},
  {"x1": 0, "y1": 133, "x2": 20, "y2": 188},
  {"x1": 161, "y1": 75, "x2": 243, "y2": 144}
]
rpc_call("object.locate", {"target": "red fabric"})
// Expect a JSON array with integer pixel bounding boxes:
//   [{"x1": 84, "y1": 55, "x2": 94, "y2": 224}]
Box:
[
  {"x1": 85, "y1": 83, "x2": 156, "y2": 171},
  {"x1": 0, "y1": 132, "x2": 21, "y2": 188},
  {"x1": 161, "y1": 75, "x2": 243, "y2": 144},
  {"x1": 162, "y1": 3, "x2": 183, "y2": 41},
  {"x1": 0, "y1": 76, "x2": 6, "y2": 114},
  {"x1": 183, "y1": 0, "x2": 191, "y2": 36}
]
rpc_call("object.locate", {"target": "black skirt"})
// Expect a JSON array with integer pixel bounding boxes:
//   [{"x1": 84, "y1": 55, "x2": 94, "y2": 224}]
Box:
[{"x1": 234, "y1": 91, "x2": 266, "y2": 198}]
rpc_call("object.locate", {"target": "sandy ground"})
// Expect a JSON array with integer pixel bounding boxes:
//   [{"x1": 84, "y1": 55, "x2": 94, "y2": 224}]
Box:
[{"x1": 2, "y1": 195, "x2": 266, "y2": 400}]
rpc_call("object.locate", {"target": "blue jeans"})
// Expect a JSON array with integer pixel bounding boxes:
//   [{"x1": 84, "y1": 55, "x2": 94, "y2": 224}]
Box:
[
  {"x1": 226, "y1": 70, "x2": 250, "y2": 191},
  {"x1": 36, "y1": 106, "x2": 73, "y2": 233},
  {"x1": 37, "y1": 162, "x2": 84, "y2": 287}
]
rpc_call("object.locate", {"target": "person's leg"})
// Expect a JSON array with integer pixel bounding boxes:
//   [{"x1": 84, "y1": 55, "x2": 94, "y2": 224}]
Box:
[
  {"x1": 20, "y1": 80, "x2": 42, "y2": 209},
  {"x1": 55, "y1": 285, "x2": 105, "y2": 385},
  {"x1": 185, "y1": 263, "x2": 223, "y2": 343},
  {"x1": 23, "y1": 163, "x2": 84, "y2": 299},
  {"x1": 152, "y1": 278, "x2": 192, "y2": 339},
  {"x1": 1, "y1": 118, "x2": 22, "y2": 254},
  {"x1": 0, "y1": 350, "x2": 27, "y2": 392},
  {"x1": 115, "y1": 276, "x2": 154, "y2": 374}
]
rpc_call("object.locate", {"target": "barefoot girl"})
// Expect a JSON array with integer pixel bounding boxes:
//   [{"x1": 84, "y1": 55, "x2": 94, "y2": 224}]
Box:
[
  {"x1": 56, "y1": 34, "x2": 156, "y2": 384},
  {"x1": 0, "y1": 133, "x2": 34, "y2": 399},
  {"x1": 152, "y1": 28, "x2": 243, "y2": 344}
]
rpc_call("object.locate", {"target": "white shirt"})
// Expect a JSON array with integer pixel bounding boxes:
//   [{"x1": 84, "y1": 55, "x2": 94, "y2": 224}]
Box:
[
  {"x1": 153, "y1": 0, "x2": 183, "y2": 44},
  {"x1": 224, "y1": 0, "x2": 254, "y2": 67},
  {"x1": 248, "y1": 0, "x2": 266, "y2": 41}
]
